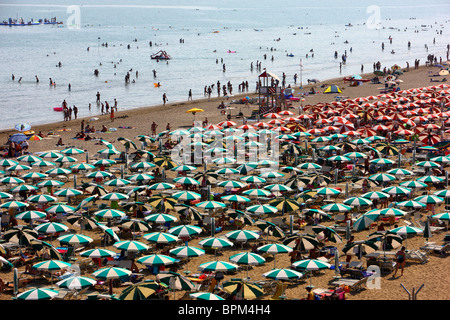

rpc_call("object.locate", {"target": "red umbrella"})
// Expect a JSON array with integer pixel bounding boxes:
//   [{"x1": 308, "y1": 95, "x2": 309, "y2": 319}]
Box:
[
  {"x1": 263, "y1": 113, "x2": 282, "y2": 119},
  {"x1": 283, "y1": 117, "x2": 300, "y2": 123},
  {"x1": 278, "y1": 110, "x2": 295, "y2": 116},
  {"x1": 365, "y1": 95, "x2": 379, "y2": 100},
  {"x1": 322, "y1": 125, "x2": 340, "y2": 133},
  {"x1": 372, "y1": 124, "x2": 389, "y2": 131},
  {"x1": 297, "y1": 114, "x2": 315, "y2": 120},
  {"x1": 357, "y1": 127, "x2": 377, "y2": 137},
  {"x1": 307, "y1": 128, "x2": 325, "y2": 135},
  {"x1": 342, "y1": 130, "x2": 361, "y2": 136},
  {"x1": 237, "y1": 124, "x2": 256, "y2": 130},
  {"x1": 254, "y1": 122, "x2": 273, "y2": 129},
  {"x1": 419, "y1": 132, "x2": 441, "y2": 145},
  {"x1": 267, "y1": 119, "x2": 286, "y2": 126},
  {"x1": 314, "y1": 118, "x2": 331, "y2": 125},
  {"x1": 401, "y1": 118, "x2": 416, "y2": 127},
  {"x1": 423, "y1": 123, "x2": 440, "y2": 131},
  {"x1": 217, "y1": 120, "x2": 237, "y2": 127}
]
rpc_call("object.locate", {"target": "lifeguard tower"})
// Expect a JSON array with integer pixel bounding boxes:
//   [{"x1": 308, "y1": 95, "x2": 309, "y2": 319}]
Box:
[{"x1": 256, "y1": 70, "x2": 286, "y2": 118}]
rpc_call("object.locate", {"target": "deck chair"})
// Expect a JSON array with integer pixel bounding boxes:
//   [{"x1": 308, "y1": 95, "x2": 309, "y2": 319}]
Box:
[
  {"x1": 270, "y1": 282, "x2": 288, "y2": 300},
  {"x1": 405, "y1": 250, "x2": 429, "y2": 264},
  {"x1": 420, "y1": 243, "x2": 450, "y2": 256},
  {"x1": 331, "y1": 277, "x2": 367, "y2": 292},
  {"x1": 415, "y1": 219, "x2": 445, "y2": 233}
]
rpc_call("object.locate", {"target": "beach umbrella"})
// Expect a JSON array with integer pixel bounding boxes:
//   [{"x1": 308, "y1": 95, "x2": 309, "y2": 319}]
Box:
[
  {"x1": 34, "y1": 221, "x2": 69, "y2": 234},
  {"x1": 95, "y1": 222, "x2": 120, "y2": 243},
  {"x1": 396, "y1": 200, "x2": 427, "y2": 209},
  {"x1": 103, "y1": 178, "x2": 131, "y2": 187},
  {"x1": 415, "y1": 195, "x2": 444, "y2": 205},
  {"x1": 269, "y1": 197, "x2": 300, "y2": 213},
  {"x1": 148, "y1": 182, "x2": 175, "y2": 191},
  {"x1": 69, "y1": 163, "x2": 96, "y2": 171},
  {"x1": 198, "y1": 260, "x2": 239, "y2": 272},
  {"x1": 315, "y1": 187, "x2": 341, "y2": 197},
  {"x1": 53, "y1": 188, "x2": 83, "y2": 197},
  {"x1": 145, "y1": 213, "x2": 178, "y2": 224},
  {"x1": 433, "y1": 190, "x2": 450, "y2": 198},
  {"x1": 92, "y1": 266, "x2": 132, "y2": 294},
  {"x1": 17, "y1": 155, "x2": 42, "y2": 163},
  {"x1": 128, "y1": 173, "x2": 154, "y2": 182},
  {"x1": 343, "y1": 197, "x2": 373, "y2": 207},
  {"x1": 0, "y1": 159, "x2": 19, "y2": 168},
  {"x1": 80, "y1": 248, "x2": 117, "y2": 260},
  {"x1": 263, "y1": 268, "x2": 303, "y2": 282},
  {"x1": 85, "y1": 171, "x2": 113, "y2": 179},
  {"x1": 195, "y1": 200, "x2": 227, "y2": 210},
  {"x1": 10, "y1": 184, "x2": 38, "y2": 194},
  {"x1": 57, "y1": 233, "x2": 93, "y2": 245},
  {"x1": 246, "y1": 204, "x2": 278, "y2": 215},
  {"x1": 221, "y1": 194, "x2": 251, "y2": 203},
  {"x1": 38, "y1": 151, "x2": 63, "y2": 159},
  {"x1": 189, "y1": 292, "x2": 225, "y2": 301},
  {"x1": 153, "y1": 156, "x2": 177, "y2": 170},
  {"x1": 94, "y1": 209, "x2": 126, "y2": 219},
  {"x1": 143, "y1": 232, "x2": 179, "y2": 244},
  {"x1": 222, "y1": 278, "x2": 264, "y2": 299},
  {"x1": 388, "y1": 226, "x2": 423, "y2": 250},
  {"x1": 2, "y1": 226, "x2": 39, "y2": 245},
  {"x1": 157, "y1": 271, "x2": 195, "y2": 299},
  {"x1": 263, "y1": 184, "x2": 292, "y2": 193},
  {"x1": 6, "y1": 164, "x2": 32, "y2": 172},
  {"x1": 168, "y1": 224, "x2": 203, "y2": 238},
  {"x1": 227, "y1": 210, "x2": 254, "y2": 226},
  {"x1": 0, "y1": 191, "x2": 12, "y2": 199},
  {"x1": 327, "y1": 155, "x2": 351, "y2": 162},
  {"x1": 100, "y1": 192, "x2": 129, "y2": 201},
  {"x1": 225, "y1": 230, "x2": 260, "y2": 242},
  {"x1": 130, "y1": 161, "x2": 156, "y2": 170},
  {"x1": 118, "y1": 280, "x2": 163, "y2": 300},
  {"x1": 16, "y1": 210, "x2": 47, "y2": 221},
  {"x1": 321, "y1": 203, "x2": 352, "y2": 213},
  {"x1": 0, "y1": 176, "x2": 25, "y2": 185},
  {"x1": 16, "y1": 288, "x2": 59, "y2": 300},
  {"x1": 416, "y1": 175, "x2": 444, "y2": 184},
  {"x1": 92, "y1": 159, "x2": 117, "y2": 167},
  {"x1": 218, "y1": 180, "x2": 247, "y2": 189},
  {"x1": 36, "y1": 179, "x2": 65, "y2": 188},
  {"x1": 173, "y1": 177, "x2": 200, "y2": 187},
  {"x1": 254, "y1": 220, "x2": 285, "y2": 238},
  {"x1": 174, "y1": 204, "x2": 205, "y2": 221},
  {"x1": 172, "y1": 190, "x2": 201, "y2": 201},
  {"x1": 169, "y1": 246, "x2": 205, "y2": 272},
  {"x1": 291, "y1": 259, "x2": 331, "y2": 286},
  {"x1": 369, "y1": 173, "x2": 396, "y2": 183},
  {"x1": 416, "y1": 161, "x2": 440, "y2": 169},
  {"x1": 113, "y1": 240, "x2": 150, "y2": 252},
  {"x1": 56, "y1": 275, "x2": 97, "y2": 291},
  {"x1": 236, "y1": 163, "x2": 258, "y2": 175},
  {"x1": 353, "y1": 211, "x2": 381, "y2": 231},
  {"x1": 257, "y1": 243, "x2": 292, "y2": 268},
  {"x1": 45, "y1": 168, "x2": 72, "y2": 176},
  {"x1": 137, "y1": 254, "x2": 177, "y2": 267},
  {"x1": 430, "y1": 156, "x2": 450, "y2": 164},
  {"x1": 26, "y1": 194, "x2": 58, "y2": 204},
  {"x1": 242, "y1": 188, "x2": 271, "y2": 198},
  {"x1": 377, "y1": 208, "x2": 408, "y2": 217},
  {"x1": 60, "y1": 147, "x2": 85, "y2": 155},
  {"x1": 239, "y1": 175, "x2": 266, "y2": 184},
  {"x1": 229, "y1": 252, "x2": 265, "y2": 266},
  {"x1": 297, "y1": 163, "x2": 322, "y2": 170},
  {"x1": 0, "y1": 200, "x2": 29, "y2": 209},
  {"x1": 399, "y1": 180, "x2": 428, "y2": 189},
  {"x1": 282, "y1": 234, "x2": 319, "y2": 251},
  {"x1": 32, "y1": 259, "x2": 72, "y2": 285},
  {"x1": 381, "y1": 186, "x2": 412, "y2": 196},
  {"x1": 55, "y1": 156, "x2": 77, "y2": 164},
  {"x1": 386, "y1": 168, "x2": 413, "y2": 176},
  {"x1": 342, "y1": 240, "x2": 379, "y2": 257},
  {"x1": 120, "y1": 218, "x2": 151, "y2": 233}
]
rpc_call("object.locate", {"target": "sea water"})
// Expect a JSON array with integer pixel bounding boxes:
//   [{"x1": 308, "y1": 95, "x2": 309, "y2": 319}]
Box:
[{"x1": 0, "y1": 0, "x2": 449, "y2": 130}]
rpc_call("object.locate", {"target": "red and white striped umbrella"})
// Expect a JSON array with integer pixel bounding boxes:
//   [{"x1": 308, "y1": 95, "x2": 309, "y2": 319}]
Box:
[
  {"x1": 419, "y1": 132, "x2": 441, "y2": 145},
  {"x1": 394, "y1": 129, "x2": 414, "y2": 136},
  {"x1": 307, "y1": 128, "x2": 325, "y2": 135},
  {"x1": 411, "y1": 116, "x2": 428, "y2": 123},
  {"x1": 423, "y1": 123, "x2": 440, "y2": 131},
  {"x1": 297, "y1": 114, "x2": 315, "y2": 120},
  {"x1": 376, "y1": 115, "x2": 394, "y2": 121},
  {"x1": 254, "y1": 122, "x2": 273, "y2": 128},
  {"x1": 372, "y1": 124, "x2": 389, "y2": 131},
  {"x1": 344, "y1": 113, "x2": 359, "y2": 120},
  {"x1": 237, "y1": 124, "x2": 256, "y2": 130},
  {"x1": 365, "y1": 95, "x2": 379, "y2": 100},
  {"x1": 263, "y1": 112, "x2": 282, "y2": 119},
  {"x1": 314, "y1": 118, "x2": 331, "y2": 125},
  {"x1": 342, "y1": 130, "x2": 361, "y2": 136},
  {"x1": 322, "y1": 125, "x2": 340, "y2": 132},
  {"x1": 415, "y1": 93, "x2": 432, "y2": 99},
  {"x1": 283, "y1": 117, "x2": 300, "y2": 123},
  {"x1": 272, "y1": 126, "x2": 291, "y2": 133},
  {"x1": 354, "y1": 97, "x2": 368, "y2": 103},
  {"x1": 357, "y1": 127, "x2": 377, "y2": 137},
  {"x1": 277, "y1": 110, "x2": 295, "y2": 116},
  {"x1": 217, "y1": 120, "x2": 237, "y2": 127},
  {"x1": 267, "y1": 119, "x2": 286, "y2": 125},
  {"x1": 402, "y1": 110, "x2": 417, "y2": 117},
  {"x1": 396, "y1": 97, "x2": 410, "y2": 103}
]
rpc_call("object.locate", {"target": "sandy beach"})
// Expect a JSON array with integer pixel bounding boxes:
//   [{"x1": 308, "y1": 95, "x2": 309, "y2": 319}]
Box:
[{"x1": 0, "y1": 62, "x2": 449, "y2": 301}]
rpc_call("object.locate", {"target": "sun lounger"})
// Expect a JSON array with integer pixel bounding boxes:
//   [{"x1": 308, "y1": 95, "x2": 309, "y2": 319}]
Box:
[
  {"x1": 405, "y1": 250, "x2": 429, "y2": 264},
  {"x1": 331, "y1": 277, "x2": 367, "y2": 292},
  {"x1": 419, "y1": 243, "x2": 450, "y2": 255}
]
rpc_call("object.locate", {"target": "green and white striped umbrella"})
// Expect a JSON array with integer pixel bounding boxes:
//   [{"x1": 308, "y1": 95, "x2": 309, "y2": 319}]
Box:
[
  {"x1": 430, "y1": 156, "x2": 450, "y2": 164},
  {"x1": 172, "y1": 190, "x2": 201, "y2": 201},
  {"x1": 218, "y1": 180, "x2": 247, "y2": 189},
  {"x1": 17, "y1": 155, "x2": 43, "y2": 163},
  {"x1": 369, "y1": 173, "x2": 396, "y2": 182},
  {"x1": 225, "y1": 229, "x2": 260, "y2": 242},
  {"x1": 195, "y1": 200, "x2": 227, "y2": 210},
  {"x1": 100, "y1": 192, "x2": 129, "y2": 201},
  {"x1": 344, "y1": 152, "x2": 368, "y2": 159},
  {"x1": 45, "y1": 167, "x2": 72, "y2": 175},
  {"x1": 246, "y1": 204, "x2": 278, "y2": 215},
  {"x1": 128, "y1": 173, "x2": 154, "y2": 182},
  {"x1": 57, "y1": 233, "x2": 94, "y2": 245},
  {"x1": 381, "y1": 186, "x2": 412, "y2": 196},
  {"x1": 0, "y1": 176, "x2": 24, "y2": 184},
  {"x1": 70, "y1": 163, "x2": 96, "y2": 171},
  {"x1": 370, "y1": 158, "x2": 396, "y2": 165},
  {"x1": 0, "y1": 191, "x2": 12, "y2": 199},
  {"x1": 216, "y1": 168, "x2": 240, "y2": 175},
  {"x1": 36, "y1": 179, "x2": 65, "y2": 187},
  {"x1": 104, "y1": 178, "x2": 131, "y2": 187},
  {"x1": 16, "y1": 288, "x2": 59, "y2": 300},
  {"x1": 320, "y1": 145, "x2": 341, "y2": 151},
  {"x1": 45, "y1": 204, "x2": 75, "y2": 214},
  {"x1": 189, "y1": 292, "x2": 225, "y2": 301},
  {"x1": 361, "y1": 191, "x2": 390, "y2": 200},
  {"x1": 259, "y1": 171, "x2": 285, "y2": 179},
  {"x1": 416, "y1": 161, "x2": 440, "y2": 168},
  {"x1": 169, "y1": 245, "x2": 205, "y2": 258},
  {"x1": 239, "y1": 175, "x2": 266, "y2": 184},
  {"x1": 350, "y1": 139, "x2": 371, "y2": 145},
  {"x1": 257, "y1": 243, "x2": 292, "y2": 255},
  {"x1": 0, "y1": 200, "x2": 29, "y2": 209},
  {"x1": 92, "y1": 266, "x2": 132, "y2": 281},
  {"x1": 173, "y1": 176, "x2": 200, "y2": 186},
  {"x1": 6, "y1": 164, "x2": 32, "y2": 171},
  {"x1": 21, "y1": 172, "x2": 48, "y2": 180},
  {"x1": 145, "y1": 213, "x2": 178, "y2": 224},
  {"x1": 311, "y1": 136, "x2": 332, "y2": 143},
  {"x1": 321, "y1": 203, "x2": 352, "y2": 213},
  {"x1": 198, "y1": 260, "x2": 238, "y2": 272},
  {"x1": 386, "y1": 168, "x2": 413, "y2": 176},
  {"x1": 16, "y1": 210, "x2": 47, "y2": 221},
  {"x1": 137, "y1": 254, "x2": 177, "y2": 266},
  {"x1": 148, "y1": 182, "x2": 176, "y2": 190},
  {"x1": 399, "y1": 180, "x2": 428, "y2": 189},
  {"x1": 242, "y1": 188, "x2": 271, "y2": 197},
  {"x1": 263, "y1": 183, "x2": 292, "y2": 193},
  {"x1": 221, "y1": 194, "x2": 251, "y2": 203},
  {"x1": 34, "y1": 222, "x2": 69, "y2": 234},
  {"x1": 343, "y1": 197, "x2": 373, "y2": 207},
  {"x1": 263, "y1": 268, "x2": 303, "y2": 281},
  {"x1": 26, "y1": 194, "x2": 57, "y2": 203},
  {"x1": 172, "y1": 165, "x2": 197, "y2": 172},
  {"x1": 85, "y1": 171, "x2": 113, "y2": 179},
  {"x1": 80, "y1": 248, "x2": 117, "y2": 259},
  {"x1": 0, "y1": 159, "x2": 19, "y2": 167},
  {"x1": 433, "y1": 189, "x2": 450, "y2": 198},
  {"x1": 168, "y1": 224, "x2": 203, "y2": 237},
  {"x1": 229, "y1": 252, "x2": 265, "y2": 266},
  {"x1": 431, "y1": 212, "x2": 450, "y2": 221},
  {"x1": 10, "y1": 184, "x2": 38, "y2": 193},
  {"x1": 97, "y1": 148, "x2": 121, "y2": 156},
  {"x1": 236, "y1": 163, "x2": 258, "y2": 175},
  {"x1": 198, "y1": 237, "x2": 234, "y2": 249},
  {"x1": 94, "y1": 209, "x2": 126, "y2": 219},
  {"x1": 53, "y1": 188, "x2": 83, "y2": 197},
  {"x1": 327, "y1": 155, "x2": 351, "y2": 162},
  {"x1": 212, "y1": 157, "x2": 236, "y2": 164},
  {"x1": 389, "y1": 226, "x2": 423, "y2": 236},
  {"x1": 353, "y1": 211, "x2": 381, "y2": 231},
  {"x1": 396, "y1": 200, "x2": 427, "y2": 209},
  {"x1": 60, "y1": 147, "x2": 85, "y2": 155},
  {"x1": 92, "y1": 159, "x2": 117, "y2": 167},
  {"x1": 297, "y1": 163, "x2": 322, "y2": 170},
  {"x1": 113, "y1": 240, "x2": 150, "y2": 252},
  {"x1": 32, "y1": 259, "x2": 71, "y2": 271},
  {"x1": 130, "y1": 162, "x2": 156, "y2": 170},
  {"x1": 292, "y1": 259, "x2": 331, "y2": 271},
  {"x1": 416, "y1": 175, "x2": 444, "y2": 184},
  {"x1": 56, "y1": 275, "x2": 97, "y2": 290},
  {"x1": 376, "y1": 208, "x2": 408, "y2": 217},
  {"x1": 316, "y1": 187, "x2": 341, "y2": 196},
  {"x1": 414, "y1": 195, "x2": 444, "y2": 205},
  {"x1": 143, "y1": 232, "x2": 179, "y2": 244},
  {"x1": 55, "y1": 156, "x2": 77, "y2": 164},
  {"x1": 39, "y1": 151, "x2": 63, "y2": 159}
]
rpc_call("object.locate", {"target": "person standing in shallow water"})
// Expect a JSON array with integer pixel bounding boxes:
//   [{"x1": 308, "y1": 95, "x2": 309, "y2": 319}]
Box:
[{"x1": 163, "y1": 93, "x2": 168, "y2": 105}]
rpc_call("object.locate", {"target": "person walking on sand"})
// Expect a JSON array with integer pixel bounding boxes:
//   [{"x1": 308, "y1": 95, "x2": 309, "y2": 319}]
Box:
[
  {"x1": 151, "y1": 121, "x2": 158, "y2": 137},
  {"x1": 110, "y1": 107, "x2": 115, "y2": 122},
  {"x1": 188, "y1": 89, "x2": 192, "y2": 101},
  {"x1": 393, "y1": 246, "x2": 406, "y2": 277},
  {"x1": 163, "y1": 93, "x2": 168, "y2": 105},
  {"x1": 73, "y1": 105, "x2": 78, "y2": 119}
]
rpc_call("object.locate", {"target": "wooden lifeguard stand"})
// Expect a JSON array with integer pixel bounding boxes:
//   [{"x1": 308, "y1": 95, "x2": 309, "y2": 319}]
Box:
[{"x1": 257, "y1": 70, "x2": 285, "y2": 117}]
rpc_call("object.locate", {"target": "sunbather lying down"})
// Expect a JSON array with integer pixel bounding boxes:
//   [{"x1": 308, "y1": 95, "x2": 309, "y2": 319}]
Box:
[{"x1": 430, "y1": 78, "x2": 447, "y2": 82}]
